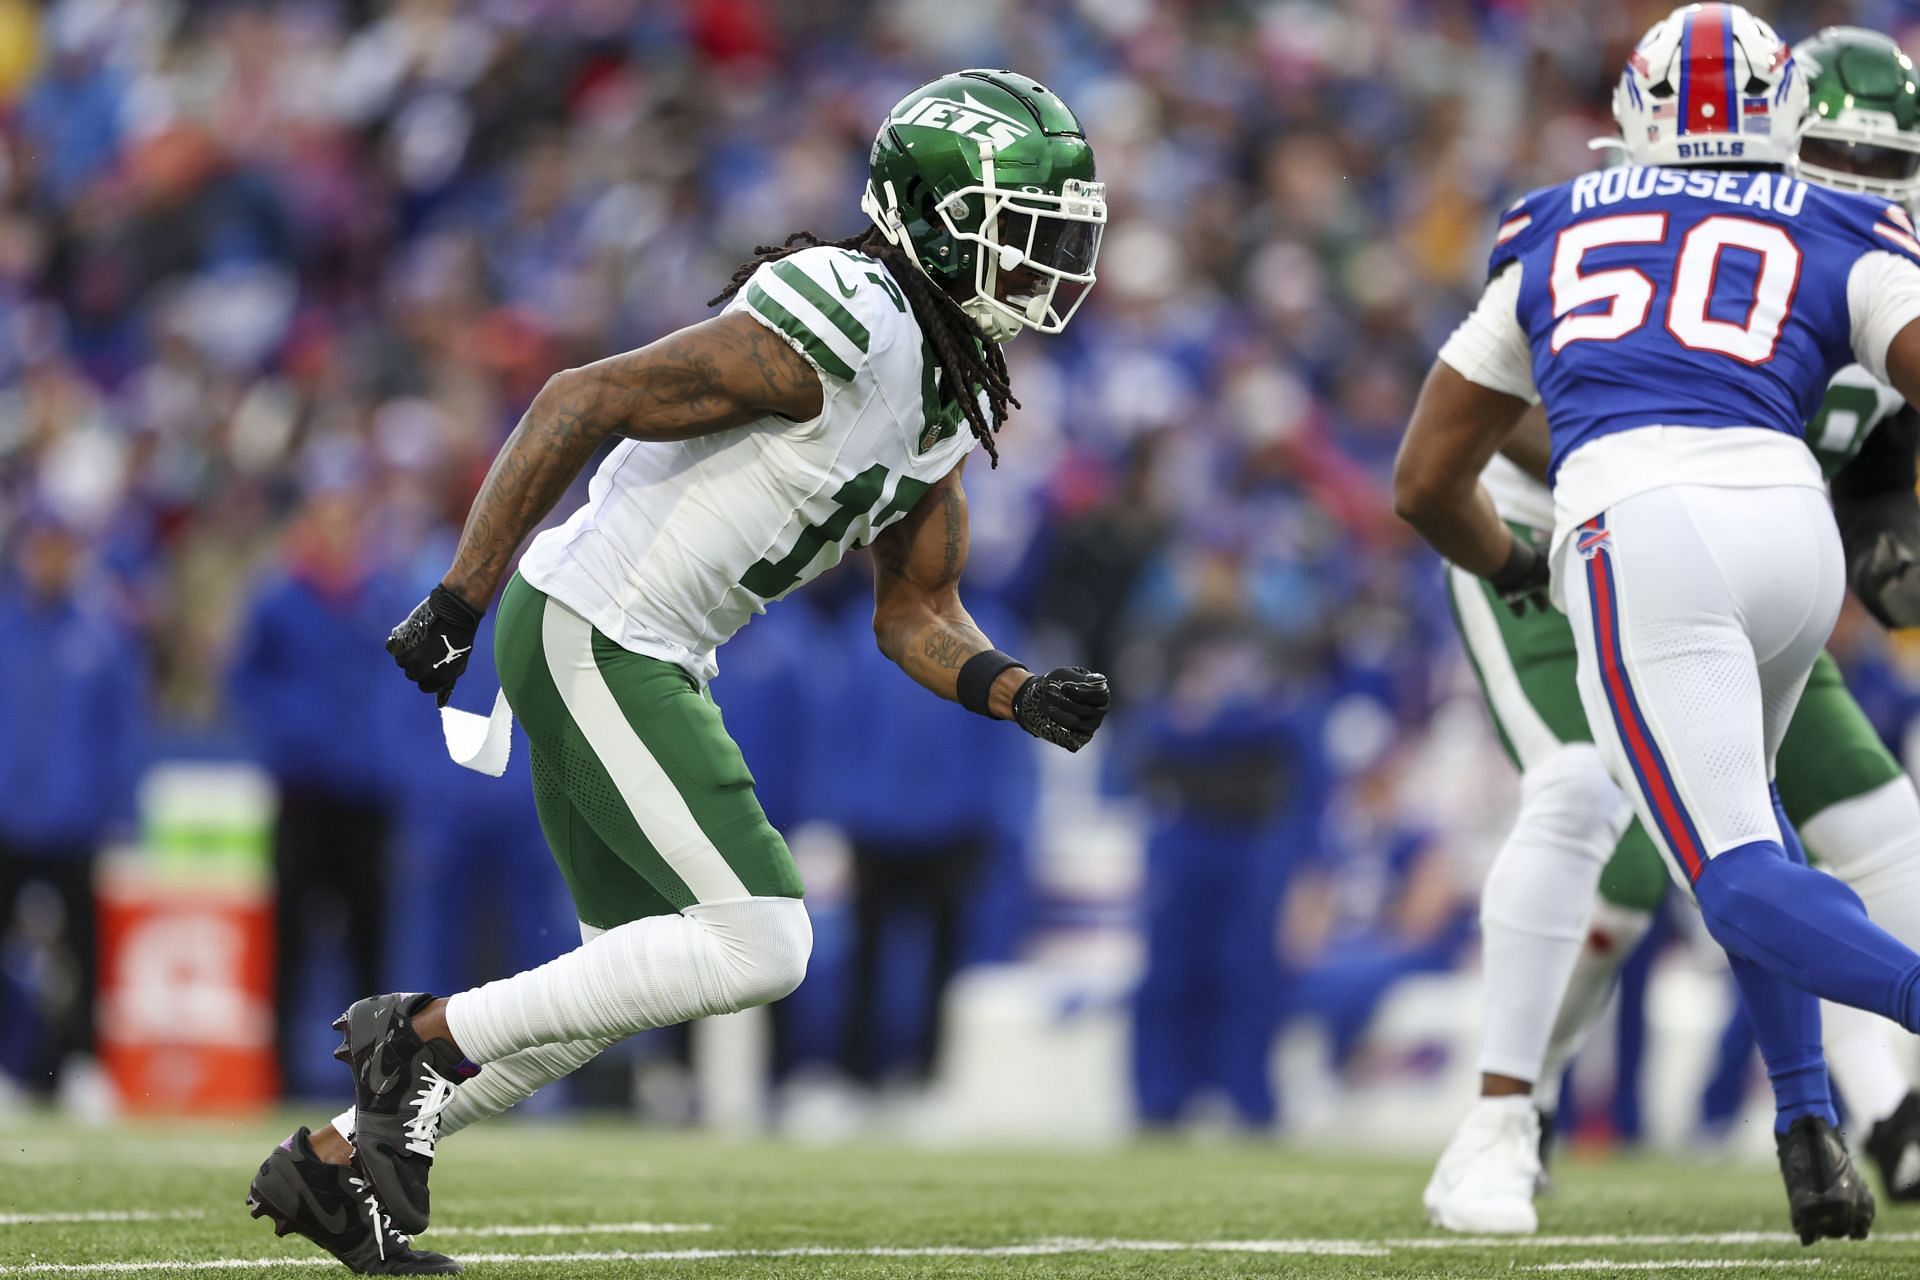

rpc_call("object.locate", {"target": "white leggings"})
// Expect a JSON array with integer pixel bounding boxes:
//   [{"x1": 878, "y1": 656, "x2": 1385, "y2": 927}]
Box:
[{"x1": 1561, "y1": 484, "x2": 1843, "y2": 888}]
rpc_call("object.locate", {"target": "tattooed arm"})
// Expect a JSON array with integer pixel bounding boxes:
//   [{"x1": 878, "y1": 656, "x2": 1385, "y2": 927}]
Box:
[
  {"x1": 869, "y1": 461, "x2": 1027, "y2": 716},
  {"x1": 439, "y1": 311, "x2": 823, "y2": 610}
]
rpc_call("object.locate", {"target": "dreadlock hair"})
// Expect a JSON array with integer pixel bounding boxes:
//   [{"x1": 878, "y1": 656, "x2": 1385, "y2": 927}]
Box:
[{"x1": 710, "y1": 229, "x2": 1018, "y2": 466}]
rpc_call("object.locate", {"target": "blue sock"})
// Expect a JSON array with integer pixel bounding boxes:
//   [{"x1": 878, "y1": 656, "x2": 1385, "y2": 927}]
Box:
[
  {"x1": 1718, "y1": 795, "x2": 1834, "y2": 1131},
  {"x1": 1724, "y1": 950, "x2": 1833, "y2": 1131},
  {"x1": 1696, "y1": 838, "x2": 1920, "y2": 1034}
]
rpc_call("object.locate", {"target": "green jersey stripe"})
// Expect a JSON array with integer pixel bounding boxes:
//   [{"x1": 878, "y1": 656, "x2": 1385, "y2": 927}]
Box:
[
  {"x1": 769, "y1": 259, "x2": 872, "y2": 353},
  {"x1": 746, "y1": 282, "x2": 857, "y2": 381}
]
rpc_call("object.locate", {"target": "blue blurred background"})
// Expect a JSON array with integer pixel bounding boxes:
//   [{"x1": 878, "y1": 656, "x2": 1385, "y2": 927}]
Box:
[{"x1": 5, "y1": 0, "x2": 1920, "y2": 1152}]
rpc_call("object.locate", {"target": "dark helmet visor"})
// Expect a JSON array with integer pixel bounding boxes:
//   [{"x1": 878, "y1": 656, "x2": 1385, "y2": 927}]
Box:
[
  {"x1": 1000, "y1": 208, "x2": 1102, "y2": 276},
  {"x1": 1802, "y1": 135, "x2": 1920, "y2": 182}
]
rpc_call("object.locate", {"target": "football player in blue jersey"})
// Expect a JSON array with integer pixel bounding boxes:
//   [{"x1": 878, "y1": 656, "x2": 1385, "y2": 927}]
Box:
[
  {"x1": 1424, "y1": 26, "x2": 1920, "y2": 1237},
  {"x1": 1397, "y1": 2, "x2": 1920, "y2": 1246}
]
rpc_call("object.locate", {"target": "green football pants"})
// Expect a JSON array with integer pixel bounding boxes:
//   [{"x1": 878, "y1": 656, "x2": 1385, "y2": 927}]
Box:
[
  {"x1": 1447, "y1": 551, "x2": 1901, "y2": 913},
  {"x1": 493, "y1": 573, "x2": 804, "y2": 931}
]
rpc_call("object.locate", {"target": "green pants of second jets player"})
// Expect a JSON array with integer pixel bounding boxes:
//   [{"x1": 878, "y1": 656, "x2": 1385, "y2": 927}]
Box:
[{"x1": 1445, "y1": 544, "x2": 1902, "y2": 912}]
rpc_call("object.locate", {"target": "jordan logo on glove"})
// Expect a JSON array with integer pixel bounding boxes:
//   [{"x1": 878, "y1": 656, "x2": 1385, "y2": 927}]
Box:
[{"x1": 433, "y1": 637, "x2": 473, "y2": 669}]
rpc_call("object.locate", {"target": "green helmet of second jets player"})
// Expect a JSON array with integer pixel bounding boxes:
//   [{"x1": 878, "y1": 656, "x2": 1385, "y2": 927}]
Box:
[
  {"x1": 1793, "y1": 27, "x2": 1920, "y2": 205},
  {"x1": 861, "y1": 69, "x2": 1105, "y2": 343}
]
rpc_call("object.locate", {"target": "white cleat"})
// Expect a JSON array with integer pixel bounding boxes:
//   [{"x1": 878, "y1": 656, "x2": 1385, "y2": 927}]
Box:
[{"x1": 1424, "y1": 1096, "x2": 1543, "y2": 1234}]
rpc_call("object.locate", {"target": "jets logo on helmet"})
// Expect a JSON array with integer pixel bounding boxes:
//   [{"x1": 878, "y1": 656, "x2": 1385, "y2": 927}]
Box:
[
  {"x1": 890, "y1": 93, "x2": 1032, "y2": 151},
  {"x1": 862, "y1": 69, "x2": 1105, "y2": 343},
  {"x1": 1612, "y1": 4, "x2": 1807, "y2": 168}
]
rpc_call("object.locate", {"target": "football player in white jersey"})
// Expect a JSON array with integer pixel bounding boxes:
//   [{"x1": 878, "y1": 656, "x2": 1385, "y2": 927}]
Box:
[{"x1": 246, "y1": 70, "x2": 1111, "y2": 1274}]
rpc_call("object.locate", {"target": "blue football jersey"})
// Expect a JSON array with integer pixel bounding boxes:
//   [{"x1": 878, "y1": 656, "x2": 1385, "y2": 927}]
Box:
[{"x1": 1490, "y1": 165, "x2": 1920, "y2": 478}]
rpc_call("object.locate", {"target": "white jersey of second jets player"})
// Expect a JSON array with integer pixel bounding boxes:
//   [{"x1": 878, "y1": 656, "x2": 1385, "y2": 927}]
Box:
[
  {"x1": 1480, "y1": 364, "x2": 1906, "y2": 534},
  {"x1": 520, "y1": 246, "x2": 979, "y2": 682}
]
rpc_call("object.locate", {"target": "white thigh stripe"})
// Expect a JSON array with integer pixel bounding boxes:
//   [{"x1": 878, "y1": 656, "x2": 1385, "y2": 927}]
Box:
[
  {"x1": 1451, "y1": 566, "x2": 1560, "y2": 769},
  {"x1": 540, "y1": 596, "x2": 750, "y2": 904}
]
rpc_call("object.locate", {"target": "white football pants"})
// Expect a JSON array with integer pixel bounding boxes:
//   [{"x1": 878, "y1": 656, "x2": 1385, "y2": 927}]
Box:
[{"x1": 1560, "y1": 483, "x2": 1842, "y2": 888}]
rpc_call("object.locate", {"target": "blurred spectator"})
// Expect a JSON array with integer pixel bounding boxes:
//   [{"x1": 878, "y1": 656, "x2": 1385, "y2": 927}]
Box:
[
  {"x1": 227, "y1": 479, "x2": 403, "y2": 1092},
  {"x1": 1031, "y1": 435, "x2": 1176, "y2": 679},
  {"x1": 1127, "y1": 544, "x2": 1328, "y2": 1129},
  {"x1": 0, "y1": 508, "x2": 144, "y2": 1096},
  {"x1": 815, "y1": 586, "x2": 1037, "y2": 1091},
  {"x1": 1279, "y1": 741, "x2": 1476, "y2": 1073}
]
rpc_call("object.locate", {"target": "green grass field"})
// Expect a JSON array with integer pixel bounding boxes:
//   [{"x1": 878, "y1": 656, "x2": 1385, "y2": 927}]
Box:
[{"x1": 5, "y1": 1115, "x2": 1920, "y2": 1278}]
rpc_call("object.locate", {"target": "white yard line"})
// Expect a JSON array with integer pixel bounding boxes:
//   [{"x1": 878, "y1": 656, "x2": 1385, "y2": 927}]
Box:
[
  {"x1": 0, "y1": 1264, "x2": 326, "y2": 1276},
  {"x1": 0, "y1": 1239, "x2": 1390, "y2": 1274},
  {"x1": 432, "y1": 1222, "x2": 713, "y2": 1237},
  {"x1": 6, "y1": 1228, "x2": 1918, "y2": 1274},
  {"x1": 1395, "y1": 1232, "x2": 1920, "y2": 1247},
  {"x1": 0, "y1": 1213, "x2": 204, "y2": 1226},
  {"x1": 1520, "y1": 1263, "x2": 1825, "y2": 1273}
]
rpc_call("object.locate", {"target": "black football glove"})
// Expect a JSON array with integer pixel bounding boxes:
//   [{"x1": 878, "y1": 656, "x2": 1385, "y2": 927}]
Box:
[
  {"x1": 1487, "y1": 534, "x2": 1552, "y2": 616},
  {"x1": 387, "y1": 585, "x2": 484, "y2": 707},
  {"x1": 1012, "y1": 667, "x2": 1111, "y2": 753}
]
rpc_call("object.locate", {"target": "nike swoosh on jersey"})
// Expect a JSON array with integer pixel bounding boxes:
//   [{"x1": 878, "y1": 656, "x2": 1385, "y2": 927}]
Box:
[{"x1": 827, "y1": 259, "x2": 859, "y2": 299}]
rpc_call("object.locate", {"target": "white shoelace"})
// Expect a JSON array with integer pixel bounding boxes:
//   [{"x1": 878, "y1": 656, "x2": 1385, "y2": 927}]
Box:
[
  {"x1": 347, "y1": 1174, "x2": 403, "y2": 1262},
  {"x1": 403, "y1": 1064, "x2": 460, "y2": 1159}
]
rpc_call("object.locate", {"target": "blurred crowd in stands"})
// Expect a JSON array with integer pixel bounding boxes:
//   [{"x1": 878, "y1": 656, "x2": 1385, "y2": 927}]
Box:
[{"x1": 6, "y1": 0, "x2": 1920, "y2": 1135}]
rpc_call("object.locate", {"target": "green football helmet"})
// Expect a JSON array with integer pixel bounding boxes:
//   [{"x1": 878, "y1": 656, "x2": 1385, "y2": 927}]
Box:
[
  {"x1": 1792, "y1": 27, "x2": 1920, "y2": 204},
  {"x1": 861, "y1": 69, "x2": 1105, "y2": 343}
]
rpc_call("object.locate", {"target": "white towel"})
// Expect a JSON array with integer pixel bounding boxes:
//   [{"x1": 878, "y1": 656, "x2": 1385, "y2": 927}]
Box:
[{"x1": 441, "y1": 688, "x2": 513, "y2": 776}]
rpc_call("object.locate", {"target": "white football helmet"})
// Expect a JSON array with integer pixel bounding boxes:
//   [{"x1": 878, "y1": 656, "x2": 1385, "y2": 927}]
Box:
[{"x1": 1611, "y1": 4, "x2": 1807, "y2": 168}]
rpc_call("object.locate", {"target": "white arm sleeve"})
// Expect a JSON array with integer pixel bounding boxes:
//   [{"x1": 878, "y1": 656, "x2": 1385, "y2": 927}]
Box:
[
  {"x1": 1436, "y1": 266, "x2": 1538, "y2": 404},
  {"x1": 1848, "y1": 250, "x2": 1920, "y2": 386}
]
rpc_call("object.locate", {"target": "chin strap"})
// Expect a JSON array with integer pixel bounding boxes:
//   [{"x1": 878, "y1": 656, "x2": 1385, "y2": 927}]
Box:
[{"x1": 961, "y1": 296, "x2": 1023, "y2": 342}]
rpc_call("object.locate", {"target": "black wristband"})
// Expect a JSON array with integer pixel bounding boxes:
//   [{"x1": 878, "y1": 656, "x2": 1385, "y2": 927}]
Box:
[
  {"x1": 957, "y1": 648, "x2": 1024, "y2": 718},
  {"x1": 1487, "y1": 536, "x2": 1541, "y2": 593},
  {"x1": 432, "y1": 583, "x2": 486, "y2": 626}
]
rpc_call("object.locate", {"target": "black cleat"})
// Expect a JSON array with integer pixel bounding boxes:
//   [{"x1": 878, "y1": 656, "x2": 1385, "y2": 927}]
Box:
[
  {"x1": 247, "y1": 1127, "x2": 461, "y2": 1274},
  {"x1": 334, "y1": 992, "x2": 476, "y2": 1235},
  {"x1": 1864, "y1": 1090, "x2": 1920, "y2": 1203},
  {"x1": 1776, "y1": 1115, "x2": 1874, "y2": 1246}
]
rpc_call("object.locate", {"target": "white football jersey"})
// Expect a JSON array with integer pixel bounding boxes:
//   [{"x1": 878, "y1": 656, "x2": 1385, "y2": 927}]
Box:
[
  {"x1": 1481, "y1": 364, "x2": 1903, "y2": 534},
  {"x1": 519, "y1": 246, "x2": 978, "y2": 681}
]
